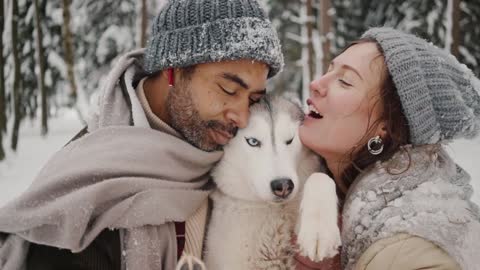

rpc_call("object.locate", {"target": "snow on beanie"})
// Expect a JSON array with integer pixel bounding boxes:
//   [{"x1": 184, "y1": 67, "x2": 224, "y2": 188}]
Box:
[
  {"x1": 362, "y1": 27, "x2": 480, "y2": 145},
  {"x1": 144, "y1": 0, "x2": 284, "y2": 78}
]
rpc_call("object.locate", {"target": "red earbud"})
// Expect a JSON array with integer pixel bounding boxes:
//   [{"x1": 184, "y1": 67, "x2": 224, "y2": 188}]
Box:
[{"x1": 168, "y1": 69, "x2": 174, "y2": 87}]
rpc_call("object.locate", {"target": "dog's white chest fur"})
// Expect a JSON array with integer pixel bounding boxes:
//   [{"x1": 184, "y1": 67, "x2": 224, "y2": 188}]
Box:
[{"x1": 205, "y1": 191, "x2": 298, "y2": 270}]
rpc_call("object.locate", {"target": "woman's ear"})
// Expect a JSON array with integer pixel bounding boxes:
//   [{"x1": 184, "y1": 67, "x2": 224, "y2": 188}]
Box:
[{"x1": 377, "y1": 122, "x2": 388, "y2": 140}]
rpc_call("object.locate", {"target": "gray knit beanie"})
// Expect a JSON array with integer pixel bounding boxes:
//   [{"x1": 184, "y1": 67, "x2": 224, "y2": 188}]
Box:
[
  {"x1": 144, "y1": 0, "x2": 284, "y2": 78},
  {"x1": 362, "y1": 27, "x2": 480, "y2": 145}
]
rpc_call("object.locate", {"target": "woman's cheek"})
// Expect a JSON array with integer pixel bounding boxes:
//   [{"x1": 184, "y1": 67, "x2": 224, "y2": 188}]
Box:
[{"x1": 330, "y1": 91, "x2": 366, "y2": 117}]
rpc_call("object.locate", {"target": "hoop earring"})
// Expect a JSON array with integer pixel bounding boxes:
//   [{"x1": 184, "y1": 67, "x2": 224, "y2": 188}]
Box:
[{"x1": 367, "y1": 135, "x2": 384, "y2": 155}]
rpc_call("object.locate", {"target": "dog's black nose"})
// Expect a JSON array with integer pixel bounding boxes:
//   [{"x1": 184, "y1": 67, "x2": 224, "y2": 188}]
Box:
[{"x1": 270, "y1": 178, "x2": 294, "y2": 199}]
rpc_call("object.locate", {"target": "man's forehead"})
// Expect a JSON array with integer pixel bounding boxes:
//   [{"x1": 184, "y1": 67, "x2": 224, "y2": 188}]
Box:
[
  {"x1": 195, "y1": 62, "x2": 268, "y2": 89},
  {"x1": 220, "y1": 71, "x2": 268, "y2": 93},
  {"x1": 198, "y1": 60, "x2": 268, "y2": 74}
]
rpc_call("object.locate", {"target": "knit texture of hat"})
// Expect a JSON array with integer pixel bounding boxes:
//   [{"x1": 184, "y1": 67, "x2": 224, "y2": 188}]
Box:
[
  {"x1": 144, "y1": 0, "x2": 284, "y2": 78},
  {"x1": 362, "y1": 27, "x2": 480, "y2": 145}
]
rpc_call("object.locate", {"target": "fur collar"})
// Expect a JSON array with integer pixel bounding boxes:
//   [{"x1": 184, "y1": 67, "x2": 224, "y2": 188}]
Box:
[{"x1": 342, "y1": 145, "x2": 480, "y2": 270}]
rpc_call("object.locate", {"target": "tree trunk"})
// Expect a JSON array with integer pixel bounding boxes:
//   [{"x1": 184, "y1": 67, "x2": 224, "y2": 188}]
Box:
[
  {"x1": 306, "y1": 0, "x2": 315, "y2": 81},
  {"x1": 140, "y1": 0, "x2": 148, "y2": 47},
  {"x1": 301, "y1": 0, "x2": 314, "y2": 101},
  {"x1": 319, "y1": 0, "x2": 332, "y2": 74},
  {"x1": 62, "y1": 0, "x2": 77, "y2": 105},
  {"x1": 11, "y1": 0, "x2": 22, "y2": 151},
  {"x1": 0, "y1": 0, "x2": 5, "y2": 160},
  {"x1": 451, "y1": 0, "x2": 460, "y2": 57},
  {"x1": 35, "y1": 0, "x2": 48, "y2": 136}
]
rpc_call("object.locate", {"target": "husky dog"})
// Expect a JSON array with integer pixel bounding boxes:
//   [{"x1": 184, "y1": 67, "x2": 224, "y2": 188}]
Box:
[{"x1": 197, "y1": 95, "x2": 341, "y2": 270}]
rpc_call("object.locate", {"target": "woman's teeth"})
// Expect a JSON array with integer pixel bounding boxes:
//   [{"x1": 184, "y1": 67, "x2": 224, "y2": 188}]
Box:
[{"x1": 308, "y1": 105, "x2": 323, "y2": 119}]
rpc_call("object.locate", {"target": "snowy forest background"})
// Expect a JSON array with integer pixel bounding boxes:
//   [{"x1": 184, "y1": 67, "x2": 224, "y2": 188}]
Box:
[
  {"x1": 0, "y1": 0, "x2": 479, "y2": 205},
  {"x1": 0, "y1": 0, "x2": 479, "y2": 160}
]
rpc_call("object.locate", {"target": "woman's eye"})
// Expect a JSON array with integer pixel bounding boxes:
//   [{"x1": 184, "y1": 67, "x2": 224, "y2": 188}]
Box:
[
  {"x1": 339, "y1": 79, "x2": 353, "y2": 87},
  {"x1": 245, "y1": 137, "x2": 261, "y2": 147}
]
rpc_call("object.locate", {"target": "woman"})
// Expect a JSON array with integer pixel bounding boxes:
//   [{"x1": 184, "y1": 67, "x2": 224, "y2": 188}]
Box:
[{"x1": 297, "y1": 27, "x2": 480, "y2": 270}]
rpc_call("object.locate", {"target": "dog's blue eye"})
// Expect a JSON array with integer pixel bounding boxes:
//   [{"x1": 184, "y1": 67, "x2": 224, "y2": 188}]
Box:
[{"x1": 245, "y1": 137, "x2": 261, "y2": 147}]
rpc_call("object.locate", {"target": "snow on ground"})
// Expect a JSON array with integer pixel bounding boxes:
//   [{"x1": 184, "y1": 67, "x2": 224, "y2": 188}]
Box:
[
  {"x1": 0, "y1": 109, "x2": 83, "y2": 206},
  {"x1": 0, "y1": 111, "x2": 479, "y2": 207}
]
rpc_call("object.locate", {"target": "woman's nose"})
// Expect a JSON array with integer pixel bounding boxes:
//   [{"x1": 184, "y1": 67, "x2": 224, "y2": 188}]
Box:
[{"x1": 309, "y1": 76, "x2": 328, "y2": 97}]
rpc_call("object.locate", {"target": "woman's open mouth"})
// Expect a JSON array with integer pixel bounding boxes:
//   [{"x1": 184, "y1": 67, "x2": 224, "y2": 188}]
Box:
[
  {"x1": 306, "y1": 99, "x2": 323, "y2": 119},
  {"x1": 308, "y1": 105, "x2": 323, "y2": 119}
]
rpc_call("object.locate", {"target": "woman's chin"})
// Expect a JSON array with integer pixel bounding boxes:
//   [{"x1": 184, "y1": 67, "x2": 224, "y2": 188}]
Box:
[{"x1": 299, "y1": 125, "x2": 316, "y2": 149}]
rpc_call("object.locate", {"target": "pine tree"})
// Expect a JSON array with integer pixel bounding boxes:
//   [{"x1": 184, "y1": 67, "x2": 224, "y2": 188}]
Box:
[
  {"x1": 264, "y1": 0, "x2": 303, "y2": 96},
  {"x1": 459, "y1": 0, "x2": 480, "y2": 76},
  {"x1": 450, "y1": 0, "x2": 460, "y2": 57},
  {"x1": 41, "y1": 0, "x2": 71, "y2": 112},
  {"x1": 72, "y1": 0, "x2": 137, "y2": 96},
  {"x1": 0, "y1": 0, "x2": 5, "y2": 160},
  {"x1": 11, "y1": 0, "x2": 22, "y2": 151},
  {"x1": 317, "y1": 0, "x2": 333, "y2": 74},
  {"x1": 18, "y1": 1, "x2": 42, "y2": 121},
  {"x1": 35, "y1": 0, "x2": 48, "y2": 135},
  {"x1": 62, "y1": 0, "x2": 77, "y2": 105},
  {"x1": 331, "y1": 0, "x2": 370, "y2": 53},
  {"x1": 332, "y1": 0, "x2": 448, "y2": 51},
  {"x1": 140, "y1": 0, "x2": 148, "y2": 48},
  {"x1": 306, "y1": 0, "x2": 315, "y2": 82},
  {"x1": 363, "y1": 0, "x2": 447, "y2": 47}
]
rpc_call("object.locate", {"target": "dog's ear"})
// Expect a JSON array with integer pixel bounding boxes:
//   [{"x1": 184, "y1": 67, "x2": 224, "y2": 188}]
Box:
[{"x1": 280, "y1": 91, "x2": 302, "y2": 108}]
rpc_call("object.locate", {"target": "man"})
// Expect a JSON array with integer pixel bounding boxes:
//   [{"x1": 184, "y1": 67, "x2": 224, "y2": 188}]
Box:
[{"x1": 0, "y1": 0, "x2": 283, "y2": 269}]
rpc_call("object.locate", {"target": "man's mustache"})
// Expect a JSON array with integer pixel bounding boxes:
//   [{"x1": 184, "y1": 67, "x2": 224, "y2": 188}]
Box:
[{"x1": 206, "y1": 121, "x2": 238, "y2": 137}]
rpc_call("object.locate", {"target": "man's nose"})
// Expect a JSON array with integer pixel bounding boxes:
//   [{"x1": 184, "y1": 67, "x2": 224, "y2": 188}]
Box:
[{"x1": 226, "y1": 100, "x2": 250, "y2": 129}]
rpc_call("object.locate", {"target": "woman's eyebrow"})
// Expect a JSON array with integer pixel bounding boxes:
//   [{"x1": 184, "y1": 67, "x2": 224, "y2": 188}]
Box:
[{"x1": 331, "y1": 60, "x2": 364, "y2": 81}]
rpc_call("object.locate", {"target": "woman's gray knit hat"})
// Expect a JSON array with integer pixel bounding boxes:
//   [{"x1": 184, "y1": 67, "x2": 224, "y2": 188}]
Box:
[
  {"x1": 144, "y1": 0, "x2": 284, "y2": 78},
  {"x1": 363, "y1": 27, "x2": 480, "y2": 145}
]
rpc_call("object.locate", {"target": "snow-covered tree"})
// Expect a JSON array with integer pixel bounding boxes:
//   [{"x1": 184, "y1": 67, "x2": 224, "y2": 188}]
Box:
[
  {"x1": 72, "y1": 0, "x2": 138, "y2": 96},
  {"x1": 263, "y1": 0, "x2": 303, "y2": 97},
  {"x1": 34, "y1": 0, "x2": 48, "y2": 135},
  {"x1": 10, "y1": 0, "x2": 21, "y2": 151},
  {"x1": 459, "y1": 0, "x2": 480, "y2": 76},
  {"x1": 40, "y1": 0, "x2": 67, "y2": 112},
  {"x1": 0, "y1": 0, "x2": 5, "y2": 160},
  {"x1": 331, "y1": 0, "x2": 369, "y2": 54},
  {"x1": 316, "y1": 0, "x2": 333, "y2": 75},
  {"x1": 1, "y1": 0, "x2": 478, "y2": 152}
]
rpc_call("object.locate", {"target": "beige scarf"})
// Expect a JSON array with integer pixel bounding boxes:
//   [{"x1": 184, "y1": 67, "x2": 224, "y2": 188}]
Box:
[{"x1": 0, "y1": 49, "x2": 222, "y2": 270}]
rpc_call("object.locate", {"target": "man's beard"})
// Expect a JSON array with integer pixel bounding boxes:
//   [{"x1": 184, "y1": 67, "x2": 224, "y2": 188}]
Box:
[{"x1": 166, "y1": 81, "x2": 238, "y2": 152}]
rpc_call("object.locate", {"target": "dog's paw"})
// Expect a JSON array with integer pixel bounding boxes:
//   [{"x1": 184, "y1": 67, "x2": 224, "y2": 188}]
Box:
[
  {"x1": 297, "y1": 173, "x2": 341, "y2": 262},
  {"x1": 297, "y1": 218, "x2": 341, "y2": 262},
  {"x1": 176, "y1": 254, "x2": 207, "y2": 270}
]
